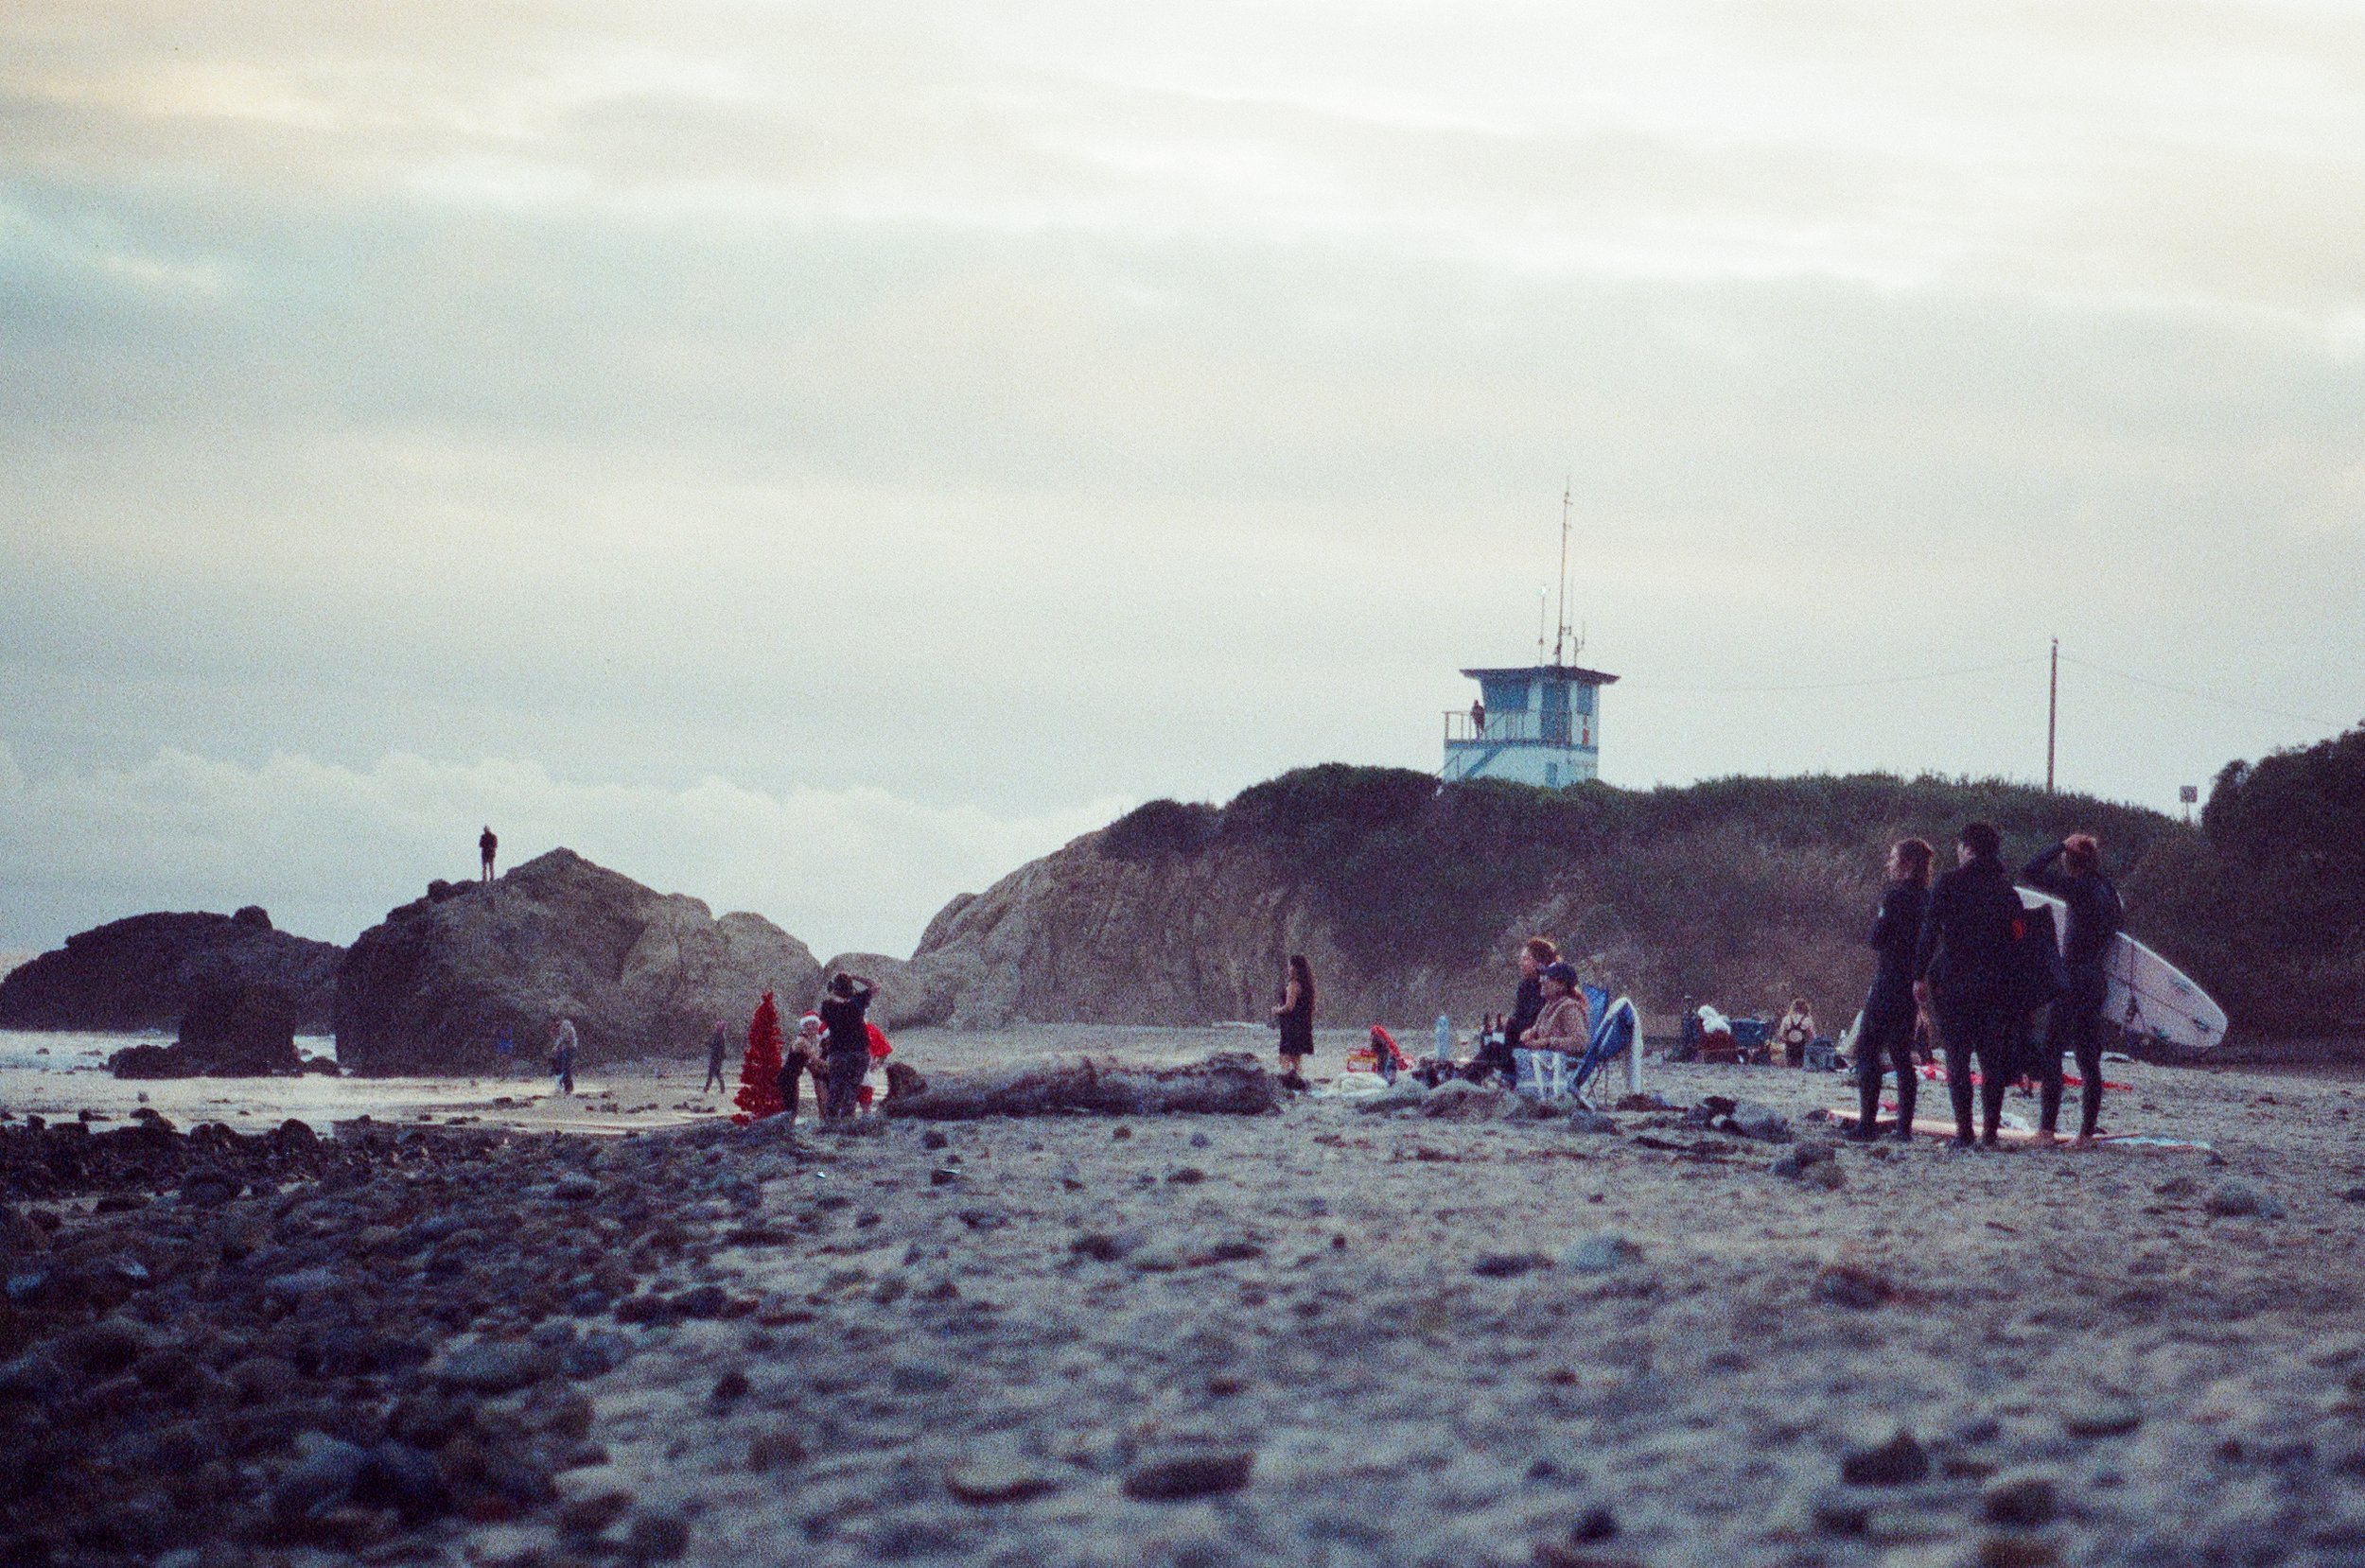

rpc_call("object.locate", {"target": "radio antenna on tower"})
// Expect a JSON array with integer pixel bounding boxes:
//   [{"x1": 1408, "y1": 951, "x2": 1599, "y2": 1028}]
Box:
[{"x1": 1552, "y1": 478, "x2": 1580, "y2": 666}]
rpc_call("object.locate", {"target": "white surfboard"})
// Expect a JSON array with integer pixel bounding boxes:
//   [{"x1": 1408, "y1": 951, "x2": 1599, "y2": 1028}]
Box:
[{"x1": 2017, "y1": 887, "x2": 2227, "y2": 1053}]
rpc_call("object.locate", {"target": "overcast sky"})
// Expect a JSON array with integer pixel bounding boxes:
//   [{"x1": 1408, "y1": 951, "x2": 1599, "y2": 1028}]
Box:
[{"x1": 5, "y1": 1, "x2": 2362, "y2": 958}]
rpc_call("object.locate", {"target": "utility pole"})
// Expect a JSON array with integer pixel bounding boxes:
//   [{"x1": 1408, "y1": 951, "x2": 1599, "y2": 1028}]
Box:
[{"x1": 2046, "y1": 637, "x2": 2058, "y2": 794}]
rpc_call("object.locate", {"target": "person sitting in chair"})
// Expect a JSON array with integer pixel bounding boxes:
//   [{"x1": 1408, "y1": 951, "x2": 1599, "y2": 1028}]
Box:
[{"x1": 1519, "y1": 963, "x2": 1589, "y2": 1055}]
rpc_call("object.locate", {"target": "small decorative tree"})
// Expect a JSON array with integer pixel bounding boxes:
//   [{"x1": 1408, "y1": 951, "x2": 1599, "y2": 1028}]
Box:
[{"x1": 731, "y1": 991, "x2": 786, "y2": 1124}]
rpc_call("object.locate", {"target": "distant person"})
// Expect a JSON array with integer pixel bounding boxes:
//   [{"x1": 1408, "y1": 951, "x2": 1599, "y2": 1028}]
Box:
[
  {"x1": 1469, "y1": 698, "x2": 1487, "y2": 734},
  {"x1": 480, "y1": 826, "x2": 499, "y2": 882},
  {"x1": 1272, "y1": 955, "x2": 1316, "y2": 1092},
  {"x1": 496, "y1": 1022, "x2": 516, "y2": 1076},
  {"x1": 1848, "y1": 838, "x2": 1933, "y2": 1142},
  {"x1": 2022, "y1": 833, "x2": 2123, "y2": 1146},
  {"x1": 777, "y1": 1013, "x2": 825, "y2": 1123},
  {"x1": 703, "y1": 1019, "x2": 729, "y2": 1093},
  {"x1": 1495, "y1": 937, "x2": 1556, "y2": 1088},
  {"x1": 550, "y1": 1017, "x2": 578, "y2": 1095},
  {"x1": 817, "y1": 972, "x2": 880, "y2": 1122},
  {"x1": 1519, "y1": 962, "x2": 1588, "y2": 1055},
  {"x1": 1773, "y1": 997, "x2": 1818, "y2": 1069},
  {"x1": 1913, "y1": 823, "x2": 2023, "y2": 1148}
]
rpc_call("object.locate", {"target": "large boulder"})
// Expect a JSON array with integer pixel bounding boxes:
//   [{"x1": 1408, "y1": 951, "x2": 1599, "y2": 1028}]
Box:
[
  {"x1": 0, "y1": 910, "x2": 342, "y2": 1032},
  {"x1": 105, "y1": 984, "x2": 306, "y2": 1078},
  {"x1": 332, "y1": 849, "x2": 822, "y2": 1074}
]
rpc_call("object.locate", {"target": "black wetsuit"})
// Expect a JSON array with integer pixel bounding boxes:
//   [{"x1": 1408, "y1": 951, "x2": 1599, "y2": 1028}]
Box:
[
  {"x1": 818, "y1": 988, "x2": 874, "y2": 1119},
  {"x1": 1854, "y1": 878, "x2": 1928, "y2": 1139},
  {"x1": 2023, "y1": 844, "x2": 2122, "y2": 1137},
  {"x1": 1914, "y1": 852, "x2": 2023, "y2": 1143},
  {"x1": 1491, "y1": 975, "x2": 1543, "y2": 1087}
]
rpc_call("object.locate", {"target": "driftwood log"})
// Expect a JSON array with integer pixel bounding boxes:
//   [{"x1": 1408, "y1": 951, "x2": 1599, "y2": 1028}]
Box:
[{"x1": 883, "y1": 1052, "x2": 1281, "y2": 1121}]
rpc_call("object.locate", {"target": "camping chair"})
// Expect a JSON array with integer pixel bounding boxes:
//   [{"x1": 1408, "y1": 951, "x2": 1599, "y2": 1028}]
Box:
[{"x1": 1566, "y1": 997, "x2": 1641, "y2": 1107}]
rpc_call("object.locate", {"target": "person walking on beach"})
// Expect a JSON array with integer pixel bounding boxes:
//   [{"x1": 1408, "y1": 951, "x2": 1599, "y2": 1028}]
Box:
[
  {"x1": 817, "y1": 973, "x2": 880, "y2": 1122},
  {"x1": 1272, "y1": 955, "x2": 1316, "y2": 1092},
  {"x1": 703, "y1": 1019, "x2": 729, "y2": 1093},
  {"x1": 1773, "y1": 997, "x2": 1818, "y2": 1069},
  {"x1": 549, "y1": 1017, "x2": 578, "y2": 1095},
  {"x1": 496, "y1": 1022, "x2": 516, "y2": 1077},
  {"x1": 1913, "y1": 823, "x2": 2023, "y2": 1148},
  {"x1": 2022, "y1": 833, "x2": 2123, "y2": 1146},
  {"x1": 480, "y1": 826, "x2": 499, "y2": 882},
  {"x1": 1848, "y1": 837, "x2": 1932, "y2": 1142}
]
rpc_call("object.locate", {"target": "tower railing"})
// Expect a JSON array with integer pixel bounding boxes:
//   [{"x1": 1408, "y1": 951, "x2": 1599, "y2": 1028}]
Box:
[{"x1": 1444, "y1": 710, "x2": 1581, "y2": 746}]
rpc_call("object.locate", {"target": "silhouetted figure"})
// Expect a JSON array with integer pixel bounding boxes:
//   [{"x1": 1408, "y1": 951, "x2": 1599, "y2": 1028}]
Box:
[
  {"x1": 703, "y1": 1020, "x2": 729, "y2": 1093},
  {"x1": 480, "y1": 826, "x2": 499, "y2": 882},
  {"x1": 1470, "y1": 699, "x2": 1487, "y2": 734}
]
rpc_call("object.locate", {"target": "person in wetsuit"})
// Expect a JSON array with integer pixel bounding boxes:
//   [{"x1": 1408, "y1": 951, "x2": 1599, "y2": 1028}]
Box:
[
  {"x1": 1848, "y1": 837, "x2": 1932, "y2": 1142},
  {"x1": 1913, "y1": 823, "x2": 2023, "y2": 1148},
  {"x1": 1491, "y1": 937, "x2": 1556, "y2": 1089},
  {"x1": 1272, "y1": 955, "x2": 1316, "y2": 1091},
  {"x1": 2023, "y1": 833, "x2": 2123, "y2": 1145},
  {"x1": 817, "y1": 972, "x2": 881, "y2": 1121}
]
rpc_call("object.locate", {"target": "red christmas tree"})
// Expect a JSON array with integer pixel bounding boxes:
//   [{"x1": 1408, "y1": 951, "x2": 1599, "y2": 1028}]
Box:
[{"x1": 731, "y1": 992, "x2": 786, "y2": 1124}]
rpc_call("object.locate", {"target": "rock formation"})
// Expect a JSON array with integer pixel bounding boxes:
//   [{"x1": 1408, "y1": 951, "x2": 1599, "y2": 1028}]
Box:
[
  {"x1": 0, "y1": 908, "x2": 342, "y2": 1032},
  {"x1": 333, "y1": 849, "x2": 822, "y2": 1074},
  {"x1": 858, "y1": 765, "x2": 2205, "y2": 1037},
  {"x1": 106, "y1": 985, "x2": 325, "y2": 1078}
]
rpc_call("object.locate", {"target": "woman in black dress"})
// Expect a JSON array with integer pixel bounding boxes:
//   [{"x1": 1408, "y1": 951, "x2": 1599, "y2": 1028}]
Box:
[
  {"x1": 1848, "y1": 837, "x2": 1932, "y2": 1141},
  {"x1": 1272, "y1": 954, "x2": 1315, "y2": 1092}
]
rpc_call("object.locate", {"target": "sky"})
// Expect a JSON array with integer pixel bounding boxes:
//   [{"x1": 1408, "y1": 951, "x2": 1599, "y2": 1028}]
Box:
[{"x1": 4, "y1": 0, "x2": 2363, "y2": 959}]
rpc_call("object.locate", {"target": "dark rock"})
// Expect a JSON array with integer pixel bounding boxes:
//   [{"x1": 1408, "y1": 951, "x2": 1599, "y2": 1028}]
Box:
[
  {"x1": 747, "y1": 1428, "x2": 808, "y2": 1472},
  {"x1": 352, "y1": 1442, "x2": 449, "y2": 1522},
  {"x1": 1816, "y1": 1263, "x2": 1901, "y2": 1310},
  {"x1": 1726, "y1": 1104, "x2": 1792, "y2": 1142},
  {"x1": 1120, "y1": 1447, "x2": 1256, "y2": 1501},
  {"x1": 1559, "y1": 1232, "x2": 1643, "y2": 1274},
  {"x1": 556, "y1": 1490, "x2": 634, "y2": 1539},
  {"x1": 1567, "y1": 1108, "x2": 1620, "y2": 1135},
  {"x1": 270, "y1": 1435, "x2": 368, "y2": 1524},
  {"x1": 1471, "y1": 1250, "x2": 1552, "y2": 1279},
  {"x1": 2063, "y1": 1399, "x2": 2144, "y2": 1438},
  {"x1": 624, "y1": 1512, "x2": 691, "y2": 1561},
  {"x1": 552, "y1": 1172, "x2": 599, "y2": 1202},
  {"x1": 2203, "y1": 1179, "x2": 2282, "y2": 1219},
  {"x1": 332, "y1": 848, "x2": 822, "y2": 1075},
  {"x1": 0, "y1": 910, "x2": 340, "y2": 1032},
  {"x1": 1983, "y1": 1469, "x2": 2063, "y2": 1527},
  {"x1": 179, "y1": 1166, "x2": 244, "y2": 1208},
  {"x1": 1840, "y1": 1429, "x2": 1931, "y2": 1487}
]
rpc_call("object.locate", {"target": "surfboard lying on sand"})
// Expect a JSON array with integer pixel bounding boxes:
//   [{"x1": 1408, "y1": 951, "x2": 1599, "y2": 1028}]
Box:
[
  {"x1": 2016, "y1": 887, "x2": 2227, "y2": 1053},
  {"x1": 1828, "y1": 1106, "x2": 2212, "y2": 1151}
]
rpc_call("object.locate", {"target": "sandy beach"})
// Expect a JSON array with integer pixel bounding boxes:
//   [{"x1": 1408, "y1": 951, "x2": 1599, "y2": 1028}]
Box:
[{"x1": 4, "y1": 1029, "x2": 2364, "y2": 1567}]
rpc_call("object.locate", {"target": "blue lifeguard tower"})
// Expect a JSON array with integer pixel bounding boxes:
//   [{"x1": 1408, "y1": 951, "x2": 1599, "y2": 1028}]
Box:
[
  {"x1": 1443, "y1": 662, "x2": 1617, "y2": 789},
  {"x1": 1442, "y1": 489, "x2": 1618, "y2": 790}
]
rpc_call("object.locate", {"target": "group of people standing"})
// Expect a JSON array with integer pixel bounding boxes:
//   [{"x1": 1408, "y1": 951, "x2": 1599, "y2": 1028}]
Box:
[{"x1": 1854, "y1": 825, "x2": 2122, "y2": 1148}]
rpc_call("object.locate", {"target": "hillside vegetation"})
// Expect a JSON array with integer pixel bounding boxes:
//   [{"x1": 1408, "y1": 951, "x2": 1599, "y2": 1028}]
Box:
[{"x1": 1099, "y1": 759, "x2": 2329, "y2": 1043}]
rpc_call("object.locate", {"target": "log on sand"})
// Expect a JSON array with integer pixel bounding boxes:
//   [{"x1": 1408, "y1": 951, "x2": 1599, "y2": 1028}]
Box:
[{"x1": 884, "y1": 1052, "x2": 1281, "y2": 1121}]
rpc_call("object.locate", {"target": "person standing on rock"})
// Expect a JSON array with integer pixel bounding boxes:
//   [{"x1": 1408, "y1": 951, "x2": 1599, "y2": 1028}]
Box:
[
  {"x1": 1913, "y1": 823, "x2": 2023, "y2": 1148},
  {"x1": 818, "y1": 973, "x2": 881, "y2": 1121},
  {"x1": 1849, "y1": 837, "x2": 1932, "y2": 1143},
  {"x1": 703, "y1": 1019, "x2": 729, "y2": 1093},
  {"x1": 2022, "y1": 833, "x2": 2123, "y2": 1147},
  {"x1": 1272, "y1": 955, "x2": 1316, "y2": 1092},
  {"x1": 480, "y1": 826, "x2": 498, "y2": 882},
  {"x1": 550, "y1": 1017, "x2": 578, "y2": 1095}
]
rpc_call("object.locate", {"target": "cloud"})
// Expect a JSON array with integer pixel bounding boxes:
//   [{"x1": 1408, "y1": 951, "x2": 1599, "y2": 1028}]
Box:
[{"x1": 0, "y1": 740, "x2": 1130, "y2": 956}]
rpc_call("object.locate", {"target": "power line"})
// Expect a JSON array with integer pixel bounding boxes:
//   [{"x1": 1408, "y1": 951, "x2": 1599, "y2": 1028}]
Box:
[
  {"x1": 2058, "y1": 653, "x2": 2348, "y2": 731},
  {"x1": 1629, "y1": 655, "x2": 2045, "y2": 696}
]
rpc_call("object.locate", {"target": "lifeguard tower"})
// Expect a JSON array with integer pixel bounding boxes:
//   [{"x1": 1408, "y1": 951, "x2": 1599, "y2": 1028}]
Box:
[{"x1": 1442, "y1": 487, "x2": 1618, "y2": 790}]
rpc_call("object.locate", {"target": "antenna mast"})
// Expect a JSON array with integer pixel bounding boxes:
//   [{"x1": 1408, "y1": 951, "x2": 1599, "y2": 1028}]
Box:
[{"x1": 1552, "y1": 478, "x2": 1581, "y2": 666}]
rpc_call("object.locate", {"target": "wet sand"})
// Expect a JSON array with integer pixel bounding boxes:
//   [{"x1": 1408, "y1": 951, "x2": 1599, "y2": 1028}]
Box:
[{"x1": 4, "y1": 1031, "x2": 2363, "y2": 1567}]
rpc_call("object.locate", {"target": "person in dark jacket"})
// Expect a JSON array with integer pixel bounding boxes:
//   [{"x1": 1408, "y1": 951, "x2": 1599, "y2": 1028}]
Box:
[
  {"x1": 1272, "y1": 955, "x2": 1316, "y2": 1091},
  {"x1": 1913, "y1": 823, "x2": 2023, "y2": 1147},
  {"x1": 2023, "y1": 833, "x2": 2123, "y2": 1144},
  {"x1": 1848, "y1": 837, "x2": 1933, "y2": 1142},
  {"x1": 1492, "y1": 937, "x2": 1556, "y2": 1089},
  {"x1": 702, "y1": 1019, "x2": 729, "y2": 1093},
  {"x1": 817, "y1": 972, "x2": 881, "y2": 1121}
]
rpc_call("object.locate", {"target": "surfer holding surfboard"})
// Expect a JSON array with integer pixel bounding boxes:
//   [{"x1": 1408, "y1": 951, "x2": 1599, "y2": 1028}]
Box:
[{"x1": 2022, "y1": 834, "x2": 2124, "y2": 1146}]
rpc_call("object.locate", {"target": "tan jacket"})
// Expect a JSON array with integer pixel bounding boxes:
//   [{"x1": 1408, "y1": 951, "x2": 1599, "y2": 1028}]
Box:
[{"x1": 1523, "y1": 995, "x2": 1588, "y2": 1054}]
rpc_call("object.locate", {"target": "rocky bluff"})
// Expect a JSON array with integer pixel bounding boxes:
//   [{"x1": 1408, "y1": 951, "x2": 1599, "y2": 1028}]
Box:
[
  {"x1": 334, "y1": 849, "x2": 821, "y2": 1074},
  {"x1": 868, "y1": 765, "x2": 2204, "y2": 1036},
  {"x1": 0, "y1": 907, "x2": 342, "y2": 1033}
]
